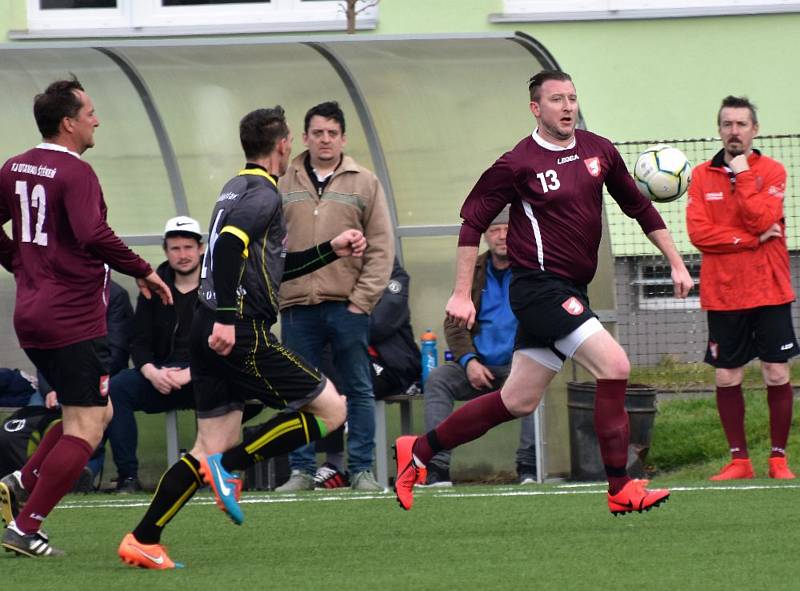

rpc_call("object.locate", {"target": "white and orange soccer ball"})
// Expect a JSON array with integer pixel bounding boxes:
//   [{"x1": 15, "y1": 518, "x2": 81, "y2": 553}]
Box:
[{"x1": 633, "y1": 144, "x2": 692, "y2": 203}]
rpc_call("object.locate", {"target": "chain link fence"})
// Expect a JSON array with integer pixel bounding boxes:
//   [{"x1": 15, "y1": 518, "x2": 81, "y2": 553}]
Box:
[{"x1": 607, "y1": 134, "x2": 800, "y2": 377}]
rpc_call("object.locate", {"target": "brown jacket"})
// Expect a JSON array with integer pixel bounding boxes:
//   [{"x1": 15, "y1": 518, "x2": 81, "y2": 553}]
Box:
[
  {"x1": 444, "y1": 251, "x2": 490, "y2": 361},
  {"x1": 278, "y1": 151, "x2": 394, "y2": 313}
]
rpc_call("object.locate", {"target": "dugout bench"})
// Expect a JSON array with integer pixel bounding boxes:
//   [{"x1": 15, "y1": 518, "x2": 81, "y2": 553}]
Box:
[{"x1": 163, "y1": 391, "x2": 421, "y2": 489}]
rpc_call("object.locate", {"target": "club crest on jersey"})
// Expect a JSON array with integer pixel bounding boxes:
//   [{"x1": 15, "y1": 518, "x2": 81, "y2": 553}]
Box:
[
  {"x1": 562, "y1": 296, "x2": 584, "y2": 316},
  {"x1": 708, "y1": 341, "x2": 719, "y2": 360},
  {"x1": 100, "y1": 375, "x2": 109, "y2": 397},
  {"x1": 584, "y1": 157, "x2": 601, "y2": 177}
]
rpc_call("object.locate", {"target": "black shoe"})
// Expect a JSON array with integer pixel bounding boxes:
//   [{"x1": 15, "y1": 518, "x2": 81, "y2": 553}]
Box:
[
  {"x1": 113, "y1": 477, "x2": 143, "y2": 494},
  {"x1": 418, "y1": 464, "x2": 452, "y2": 488},
  {"x1": 0, "y1": 471, "x2": 27, "y2": 526},
  {"x1": 71, "y1": 467, "x2": 95, "y2": 493},
  {"x1": 2, "y1": 522, "x2": 64, "y2": 557},
  {"x1": 517, "y1": 464, "x2": 537, "y2": 485}
]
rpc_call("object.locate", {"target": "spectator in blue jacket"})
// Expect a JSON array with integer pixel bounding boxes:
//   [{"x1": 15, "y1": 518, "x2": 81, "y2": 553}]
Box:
[{"x1": 422, "y1": 206, "x2": 537, "y2": 486}]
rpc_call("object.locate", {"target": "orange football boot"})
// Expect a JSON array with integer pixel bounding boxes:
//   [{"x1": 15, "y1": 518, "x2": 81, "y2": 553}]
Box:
[
  {"x1": 118, "y1": 533, "x2": 182, "y2": 569},
  {"x1": 607, "y1": 479, "x2": 670, "y2": 516},
  {"x1": 768, "y1": 456, "x2": 796, "y2": 479},
  {"x1": 393, "y1": 435, "x2": 426, "y2": 511},
  {"x1": 709, "y1": 458, "x2": 755, "y2": 481}
]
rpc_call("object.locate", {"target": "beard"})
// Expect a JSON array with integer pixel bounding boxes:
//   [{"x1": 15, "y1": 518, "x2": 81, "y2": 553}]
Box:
[{"x1": 174, "y1": 263, "x2": 200, "y2": 277}]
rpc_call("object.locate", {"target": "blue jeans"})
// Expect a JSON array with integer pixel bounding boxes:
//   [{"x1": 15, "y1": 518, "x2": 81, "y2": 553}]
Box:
[
  {"x1": 106, "y1": 366, "x2": 195, "y2": 479},
  {"x1": 281, "y1": 302, "x2": 375, "y2": 474}
]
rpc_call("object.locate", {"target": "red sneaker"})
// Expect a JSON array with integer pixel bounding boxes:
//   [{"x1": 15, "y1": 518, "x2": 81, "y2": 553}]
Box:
[
  {"x1": 709, "y1": 458, "x2": 754, "y2": 481},
  {"x1": 768, "y1": 456, "x2": 796, "y2": 479},
  {"x1": 393, "y1": 435, "x2": 425, "y2": 511},
  {"x1": 607, "y1": 479, "x2": 670, "y2": 516}
]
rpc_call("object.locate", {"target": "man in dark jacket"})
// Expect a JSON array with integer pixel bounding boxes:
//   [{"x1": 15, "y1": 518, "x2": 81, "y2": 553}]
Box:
[
  {"x1": 105, "y1": 216, "x2": 203, "y2": 492},
  {"x1": 312, "y1": 258, "x2": 421, "y2": 488}
]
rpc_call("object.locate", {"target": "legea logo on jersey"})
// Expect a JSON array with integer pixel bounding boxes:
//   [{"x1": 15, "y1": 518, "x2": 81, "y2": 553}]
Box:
[
  {"x1": 561, "y1": 296, "x2": 584, "y2": 316},
  {"x1": 584, "y1": 157, "x2": 600, "y2": 177},
  {"x1": 100, "y1": 375, "x2": 109, "y2": 397}
]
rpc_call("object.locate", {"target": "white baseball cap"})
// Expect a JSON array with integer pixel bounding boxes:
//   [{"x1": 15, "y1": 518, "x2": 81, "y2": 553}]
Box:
[{"x1": 163, "y1": 216, "x2": 203, "y2": 240}]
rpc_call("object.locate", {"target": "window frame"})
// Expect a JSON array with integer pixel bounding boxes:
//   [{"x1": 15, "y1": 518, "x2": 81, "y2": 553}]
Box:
[
  {"x1": 24, "y1": 0, "x2": 378, "y2": 35},
  {"x1": 632, "y1": 255, "x2": 701, "y2": 311},
  {"x1": 494, "y1": 0, "x2": 800, "y2": 22}
]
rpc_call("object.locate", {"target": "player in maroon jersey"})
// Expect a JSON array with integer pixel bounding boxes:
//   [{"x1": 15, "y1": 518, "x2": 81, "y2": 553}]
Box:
[
  {"x1": 394, "y1": 71, "x2": 694, "y2": 514},
  {"x1": 0, "y1": 77, "x2": 171, "y2": 557}
]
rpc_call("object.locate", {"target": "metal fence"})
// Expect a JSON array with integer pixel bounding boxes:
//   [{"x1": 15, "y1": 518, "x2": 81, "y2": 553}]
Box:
[{"x1": 608, "y1": 134, "x2": 800, "y2": 368}]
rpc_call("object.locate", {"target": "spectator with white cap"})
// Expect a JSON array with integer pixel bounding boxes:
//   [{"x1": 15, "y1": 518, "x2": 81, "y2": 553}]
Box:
[{"x1": 105, "y1": 216, "x2": 204, "y2": 493}]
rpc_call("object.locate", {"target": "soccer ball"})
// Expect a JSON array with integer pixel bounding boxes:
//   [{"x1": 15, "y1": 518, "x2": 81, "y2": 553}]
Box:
[{"x1": 633, "y1": 144, "x2": 692, "y2": 203}]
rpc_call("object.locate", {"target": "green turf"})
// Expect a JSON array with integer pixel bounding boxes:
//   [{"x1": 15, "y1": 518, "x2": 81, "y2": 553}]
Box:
[{"x1": 4, "y1": 482, "x2": 799, "y2": 590}]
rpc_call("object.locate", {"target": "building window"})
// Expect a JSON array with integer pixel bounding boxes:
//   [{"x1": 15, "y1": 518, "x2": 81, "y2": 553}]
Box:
[
  {"x1": 633, "y1": 255, "x2": 701, "y2": 311},
  {"x1": 493, "y1": 0, "x2": 800, "y2": 22},
  {"x1": 24, "y1": 0, "x2": 378, "y2": 36}
]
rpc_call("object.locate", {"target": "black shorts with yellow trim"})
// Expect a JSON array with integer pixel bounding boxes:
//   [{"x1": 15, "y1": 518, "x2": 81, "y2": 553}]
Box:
[{"x1": 191, "y1": 305, "x2": 326, "y2": 418}]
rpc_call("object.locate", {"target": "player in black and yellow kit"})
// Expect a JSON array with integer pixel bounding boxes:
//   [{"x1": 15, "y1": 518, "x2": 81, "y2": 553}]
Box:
[{"x1": 118, "y1": 107, "x2": 366, "y2": 569}]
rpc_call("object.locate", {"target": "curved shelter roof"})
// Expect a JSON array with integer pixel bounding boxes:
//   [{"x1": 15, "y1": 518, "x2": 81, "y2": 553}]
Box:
[{"x1": 0, "y1": 33, "x2": 577, "y2": 478}]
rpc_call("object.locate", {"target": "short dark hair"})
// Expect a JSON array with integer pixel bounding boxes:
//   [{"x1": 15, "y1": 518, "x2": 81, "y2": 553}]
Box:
[
  {"x1": 239, "y1": 106, "x2": 289, "y2": 160},
  {"x1": 717, "y1": 95, "x2": 758, "y2": 126},
  {"x1": 33, "y1": 75, "x2": 85, "y2": 139},
  {"x1": 303, "y1": 101, "x2": 346, "y2": 134},
  {"x1": 528, "y1": 70, "x2": 573, "y2": 102}
]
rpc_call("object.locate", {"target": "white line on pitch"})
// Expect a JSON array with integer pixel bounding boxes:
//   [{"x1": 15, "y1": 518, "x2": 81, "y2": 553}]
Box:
[{"x1": 56, "y1": 482, "x2": 800, "y2": 511}]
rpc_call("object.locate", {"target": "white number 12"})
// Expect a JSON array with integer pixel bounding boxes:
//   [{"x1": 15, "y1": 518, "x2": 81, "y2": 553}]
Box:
[{"x1": 16, "y1": 180, "x2": 48, "y2": 246}]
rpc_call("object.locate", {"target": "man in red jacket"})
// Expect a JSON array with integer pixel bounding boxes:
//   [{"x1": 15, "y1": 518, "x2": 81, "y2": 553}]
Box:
[
  {"x1": 687, "y1": 95, "x2": 797, "y2": 481},
  {"x1": 0, "y1": 77, "x2": 171, "y2": 557}
]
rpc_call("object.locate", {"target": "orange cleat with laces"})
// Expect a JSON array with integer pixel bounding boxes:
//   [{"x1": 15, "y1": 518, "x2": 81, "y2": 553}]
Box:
[{"x1": 607, "y1": 479, "x2": 670, "y2": 516}]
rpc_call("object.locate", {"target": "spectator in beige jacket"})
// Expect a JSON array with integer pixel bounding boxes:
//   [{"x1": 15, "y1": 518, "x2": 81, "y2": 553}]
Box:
[{"x1": 277, "y1": 101, "x2": 394, "y2": 491}]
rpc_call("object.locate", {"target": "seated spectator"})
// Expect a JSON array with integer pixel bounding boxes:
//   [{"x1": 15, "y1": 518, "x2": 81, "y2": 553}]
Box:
[
  {"x1": 105, "y1": 216, "x2": 203, "y2": 493},
  {"x1": 280, "y1": 258, "x2": 421, "y2": 490},
  {"x1": 0, "y1": 368, "x2": 37, "y2": 407},
  {"x1": 422, "y1": 206, "x2": 537, "y2": 486}
]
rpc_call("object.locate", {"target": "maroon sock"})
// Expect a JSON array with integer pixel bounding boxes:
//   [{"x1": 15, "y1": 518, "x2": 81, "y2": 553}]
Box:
[
  {"x1": 594, "y1": 379, "x2": 630, "y2": 494},
  {"x1": 767, "y1": 382, "x2": 793, "y2": 457},
  {"x1": 15, "y1": 435, "x2": 93, "y2": 534},
  {"x1": 716, "y1": 384, "x2": 748, "y2": 459},
  {"x1": 20, "y1": 420, "x2": 63, "y2": 493},
  {"x1": 412, "y1": 390, "x2": 514, "y2": 465}
]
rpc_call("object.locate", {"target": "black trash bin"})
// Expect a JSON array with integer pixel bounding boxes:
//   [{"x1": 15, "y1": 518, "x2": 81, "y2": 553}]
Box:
[{"x1": 567, "y1": 381, "x2": 657, "y2": 481}]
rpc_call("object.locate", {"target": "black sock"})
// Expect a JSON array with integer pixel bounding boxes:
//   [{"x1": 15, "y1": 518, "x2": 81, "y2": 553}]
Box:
[
  {"x1": 222, "y1": 411, "x2": 325, "y2": 472},
  {"x1": 132, "y1": 453, "x2": 203, "y2": 544}
]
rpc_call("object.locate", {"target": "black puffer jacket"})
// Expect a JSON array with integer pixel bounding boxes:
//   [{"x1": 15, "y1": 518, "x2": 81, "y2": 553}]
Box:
[{"x1": 369, "y1": 258, "x2": 421, "y2": 393}]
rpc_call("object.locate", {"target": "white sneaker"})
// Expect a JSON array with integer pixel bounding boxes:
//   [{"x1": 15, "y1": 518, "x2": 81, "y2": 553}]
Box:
[
  {"x1": 350, "y1": 470, "x2": 384, "y2": 492},
  {"x1": 274, "y1": 470, "x2": 315, "y2": 492}
]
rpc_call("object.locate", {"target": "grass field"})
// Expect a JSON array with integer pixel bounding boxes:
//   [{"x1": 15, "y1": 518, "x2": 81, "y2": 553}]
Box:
[{"x1": 4, "y1": 481, "x2": 800, "y2": 590}]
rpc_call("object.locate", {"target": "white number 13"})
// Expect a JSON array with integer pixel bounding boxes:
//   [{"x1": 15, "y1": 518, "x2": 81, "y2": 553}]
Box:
[
  {"x1": 16, "y1": 180, "x2": 48, "y2": 246},
  {"x1": 536, "y1": 170, "x2": 560, "y2": 193}
]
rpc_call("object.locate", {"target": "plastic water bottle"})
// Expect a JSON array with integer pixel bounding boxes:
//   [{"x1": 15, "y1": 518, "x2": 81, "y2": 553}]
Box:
[{"x1": 420, "y1": 329, "x2": 438, "y2": 388}]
